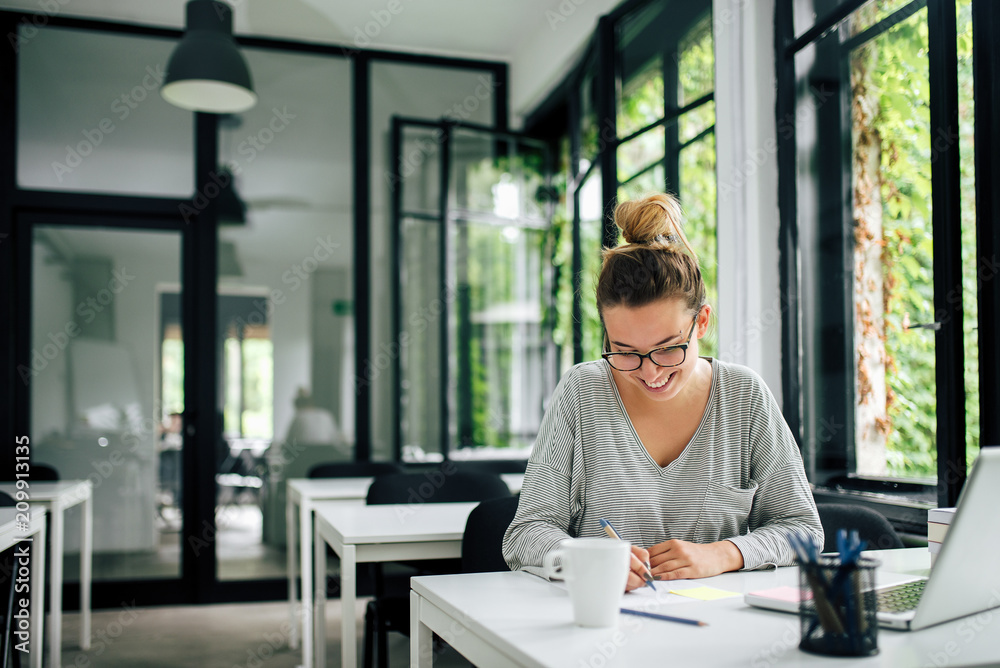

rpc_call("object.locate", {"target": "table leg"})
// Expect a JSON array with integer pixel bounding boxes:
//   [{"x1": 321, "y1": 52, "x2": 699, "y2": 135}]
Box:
[
  {"x1": 339, "y1": 544, "x2": 357, "y2": 668},
  {"x1": 49, "y1": 505, "x2": 63, "y2": 668},
  {"x1": 313, "y1": 522, "x2": 327, "y2": 668},
  {"x1": 80, "y1": 494, "x2": 92, "y2": 650},
  {"x1": 300, "y1": 503, "x2": 313, "y2": 668},
  {"x1": 31, "y1": 522, "x2": 47, "y2": 668},
  {"x1": 411, "y1": 591, "x2": 433, "y2": 668},
  {"x1": 286, "y1": 493, "x2": 298, "y2": 651}
]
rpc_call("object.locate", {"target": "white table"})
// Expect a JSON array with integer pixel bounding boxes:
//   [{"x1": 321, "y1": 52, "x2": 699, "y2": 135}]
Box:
[
  {"x1": 285, "y1": 473, "x2": 522, "y2": 667},
  {"x1": 0, "y1": 480, "x2": 92, "y2": 667},
  {"x1": 314, "y1": 501, "x2": 479, "y2": 668},
  {"x1": 0, "y1": 507, "x2": 47, "y2": 668},
  {"x1": 411, "y1": 548, "x2": 1000, "y2": 667},
  {"x1": 0, "y1": 481, "x2": 92, "y2": 664}
]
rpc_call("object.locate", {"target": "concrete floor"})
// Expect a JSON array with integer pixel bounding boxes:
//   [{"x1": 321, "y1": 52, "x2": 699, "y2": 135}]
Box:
[{"x1": 54, "y1": 599, "x2": 474, "y2": 668}]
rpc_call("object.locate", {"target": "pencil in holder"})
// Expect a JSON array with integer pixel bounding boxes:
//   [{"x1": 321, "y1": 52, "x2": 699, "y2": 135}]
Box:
[{"x1": 798, "y1": 556, "x2": 879, "y2": 657}]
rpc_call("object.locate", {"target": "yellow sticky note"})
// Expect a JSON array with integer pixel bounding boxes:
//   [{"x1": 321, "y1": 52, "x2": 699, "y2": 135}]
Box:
[{"x1": 669, "y1": 586, "x2": 741, "y2": 601}]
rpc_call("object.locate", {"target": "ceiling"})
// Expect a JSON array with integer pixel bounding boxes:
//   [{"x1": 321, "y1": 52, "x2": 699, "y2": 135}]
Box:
[
  {"x1": 10, "y1": 0, "x2": 613, "y2": 277},
  {"x1": 0, "y1": 0, "x2": 582, "y2": 61}
]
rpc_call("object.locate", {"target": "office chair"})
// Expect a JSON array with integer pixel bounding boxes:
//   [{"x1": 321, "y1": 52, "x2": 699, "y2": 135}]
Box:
[
  {"x1": 362, "y1": 469, "x2": 512, "y2": 668},
  {"x1": 0, "y1": 492, "x2": 19, "y2": 668},
  {"x1": 816, "y1": 503, "x2": 904, "y2": 552},
  {"x1": 29, "y1": 465, "x2": 59, "y2": 481},
  {"x1": 460, "y1": 494, "x2": 520, "y2": 574},
  {"x1": 307, "y1": 461, "x2": 402, "y2": 478},
  {"x1": 451, "y1": 459, "x2": 527, "y2": 475}
]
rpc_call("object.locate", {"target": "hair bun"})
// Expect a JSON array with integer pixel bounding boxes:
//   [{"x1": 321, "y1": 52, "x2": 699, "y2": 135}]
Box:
[{"x1": 615, "y1": 193, "x2": 684, "y2": 245}]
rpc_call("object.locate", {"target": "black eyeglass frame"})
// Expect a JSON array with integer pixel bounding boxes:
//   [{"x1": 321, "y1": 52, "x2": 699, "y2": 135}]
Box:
[{"x1": 601, "y1": 316, "x2": 699, "y2": 372}]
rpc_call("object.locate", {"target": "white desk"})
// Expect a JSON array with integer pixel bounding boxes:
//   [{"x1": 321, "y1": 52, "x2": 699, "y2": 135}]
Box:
[
  {"x1": 0, "y1": 480, "x2": 92, "y2": 667},
  {"x1": 285, "y1": 473, "x2": 522, "y2": 667},
  {"x1": 313, "y1": 501, "x2": 479, "y2": 668},
  {"x1": 0, "y1": 507, "x2": 47, "y2": 668},
  {"x1": 411, "y1": 548, "x2": 1000, "y2": 667}
]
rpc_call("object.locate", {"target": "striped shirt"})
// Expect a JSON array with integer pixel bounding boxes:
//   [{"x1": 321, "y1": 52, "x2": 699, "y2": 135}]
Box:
[{"x1": 502, "y1": 357, "x2": 823, "y2": 576}]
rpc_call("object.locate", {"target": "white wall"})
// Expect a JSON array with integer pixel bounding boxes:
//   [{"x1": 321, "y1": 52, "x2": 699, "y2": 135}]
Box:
[
  {"x1": 508, "y1": 0, "x2": 623, "y2": 122},
  {"x1": 713, "y1": 0, "x2": 784, "y2": 403}
]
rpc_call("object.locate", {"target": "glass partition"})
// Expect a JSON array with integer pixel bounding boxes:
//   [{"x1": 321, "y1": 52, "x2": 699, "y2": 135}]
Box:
[
  {"x1": 17, "y1": 27, "x2": 193, "y2": 196},
  {"x1": 30, "y1": 224, "x2": 183, "y2": 581},
  {"x1": 214, "y1": 48, "x2": 353, "y2": 578},
  {"x1": 371, "y1": 62, "x2": 496, "y2": 460}
]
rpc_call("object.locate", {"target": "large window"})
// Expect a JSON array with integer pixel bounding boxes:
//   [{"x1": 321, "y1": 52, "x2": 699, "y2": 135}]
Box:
[
  {"x1": 532, "y1": 0, "x2": 717, "y2": 369},
  {"x1": 780, "y1": 0, "x2": 990, "y2": 518}
]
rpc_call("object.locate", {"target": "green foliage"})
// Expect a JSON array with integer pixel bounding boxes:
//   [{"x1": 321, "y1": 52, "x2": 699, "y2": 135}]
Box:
[
  {"x1": 618, "y1": 57, "x2": 664, "y2": 138},
  {"x1": 455, "y1": 147, "x2": 552, "y2": 449},
  {"x1": 677, "y1": 14, "x2": 714, "y2": 106},
  {"x1": 866, "y1": 0, "x2": 978, "y2": 477},
  {"x1": 161, "y1": 338, "x2": 184, "y2": 417}
]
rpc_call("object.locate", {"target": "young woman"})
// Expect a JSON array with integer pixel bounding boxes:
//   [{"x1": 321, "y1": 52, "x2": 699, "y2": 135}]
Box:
[{"x1": 502, "y1": 193, "x2": 822, "y2": 591}]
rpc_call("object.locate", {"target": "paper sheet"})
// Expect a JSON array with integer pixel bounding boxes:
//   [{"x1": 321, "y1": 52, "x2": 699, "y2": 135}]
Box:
[{"x1": 668, "y1": 585, "x2": 741, "y2": 601}]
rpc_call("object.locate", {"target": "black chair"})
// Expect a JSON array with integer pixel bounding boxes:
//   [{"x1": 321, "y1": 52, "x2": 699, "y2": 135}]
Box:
[
  {"x1": 307, "y1": 461, "x2": 402, "y2": 479},
  {"x1": 461, "y1": 494, "x2": 520, "y2": 574},
  {"x1": 0, "y1": 492, "x2": 19, "y2": 668},
  {"x1": 362, "y1": 469, "x2": 512, "y2": 668},
  {"x1": 29, "y1": 465, "x2": 59, "y2": 481},
  {"x1": 816, "y1": 503, "x2": 904, "y2": 552},
  {"x1": 452, "y1": 459, "x2": 527, "y2": 475}
]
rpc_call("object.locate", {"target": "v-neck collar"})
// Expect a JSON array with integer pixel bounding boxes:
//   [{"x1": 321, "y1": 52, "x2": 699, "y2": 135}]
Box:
[{"x1": 604, "y1": 357, "x2": 718, "y2": 474}]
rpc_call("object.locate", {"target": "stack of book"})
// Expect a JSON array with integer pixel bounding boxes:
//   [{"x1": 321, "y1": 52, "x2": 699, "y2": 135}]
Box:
[{"x1": 927, "y1": 507, "x2": 956, "y2": 567}]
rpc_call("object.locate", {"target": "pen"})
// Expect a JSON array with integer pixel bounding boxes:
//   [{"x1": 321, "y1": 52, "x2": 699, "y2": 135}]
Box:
[
  {"x1": 620, "y1": 608, "x2": 707, "y2": 627},
  {"x1": 599, "y1": 518, "x2": 656, "y2": 591}
]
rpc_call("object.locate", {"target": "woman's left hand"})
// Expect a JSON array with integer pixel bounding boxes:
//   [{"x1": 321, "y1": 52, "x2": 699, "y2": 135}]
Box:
[{"x1": 646, "y1": 539, "x2": 744, "y2": 580}]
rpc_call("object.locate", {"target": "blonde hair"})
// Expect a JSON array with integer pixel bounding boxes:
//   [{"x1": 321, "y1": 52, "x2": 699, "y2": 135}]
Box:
[{"x1": 596, "y1": 193, "x2": 706, "y2": 320}]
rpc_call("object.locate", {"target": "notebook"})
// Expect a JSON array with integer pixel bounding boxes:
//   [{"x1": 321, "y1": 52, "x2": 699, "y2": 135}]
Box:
[{"x1": 745, "y1": 446, "x2": 1000, "y2": 631}]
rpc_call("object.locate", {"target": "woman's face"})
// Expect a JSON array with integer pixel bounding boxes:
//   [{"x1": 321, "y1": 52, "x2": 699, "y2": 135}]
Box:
[{"x1": 602, "y1": 297, "x2": 710, "y2": 403}]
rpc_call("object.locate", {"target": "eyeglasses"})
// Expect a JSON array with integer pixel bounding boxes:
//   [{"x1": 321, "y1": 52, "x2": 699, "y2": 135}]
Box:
[{"x1": 601, "y1": 317, "x2": 698, "y2": 372}]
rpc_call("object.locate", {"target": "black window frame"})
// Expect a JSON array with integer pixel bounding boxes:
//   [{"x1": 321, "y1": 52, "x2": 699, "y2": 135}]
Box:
[{"x1": 775, "y1": 0, "x2": 1000, "y2": 532}]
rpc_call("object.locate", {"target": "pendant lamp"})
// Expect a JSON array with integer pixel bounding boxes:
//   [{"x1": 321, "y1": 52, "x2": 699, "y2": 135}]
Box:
[{"x1": 161, "y1": 1, "x2": 257, "y2": 113}]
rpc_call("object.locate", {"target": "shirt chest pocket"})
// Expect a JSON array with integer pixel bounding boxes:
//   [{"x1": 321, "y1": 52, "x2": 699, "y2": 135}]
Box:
[{"x1": 695, "y1": 480, "x2": 758, "y2": 538}]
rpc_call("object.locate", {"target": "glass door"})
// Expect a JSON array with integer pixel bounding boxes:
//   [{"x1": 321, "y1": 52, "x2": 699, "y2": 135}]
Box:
[{"x1": 25, "y1": 218, "x2": 185, "y2": 585}]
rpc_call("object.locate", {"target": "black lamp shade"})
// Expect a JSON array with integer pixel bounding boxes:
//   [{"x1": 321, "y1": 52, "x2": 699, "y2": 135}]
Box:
[{"x1": 161, "y1": 1, "x2": 256, "y2": 113}]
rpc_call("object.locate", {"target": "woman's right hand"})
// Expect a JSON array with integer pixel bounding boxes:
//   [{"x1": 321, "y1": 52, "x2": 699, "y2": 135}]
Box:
[{"x1": 625, "y1": 544, "x2": 653, "y2": 592}]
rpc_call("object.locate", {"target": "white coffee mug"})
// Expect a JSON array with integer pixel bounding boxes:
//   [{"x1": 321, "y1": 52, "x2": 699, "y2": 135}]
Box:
[{"x1": 542, "y1": 537, "x2": 631, "y2": 627}]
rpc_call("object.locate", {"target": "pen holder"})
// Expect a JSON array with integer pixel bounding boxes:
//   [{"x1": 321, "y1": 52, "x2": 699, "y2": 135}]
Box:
[{"x1": 798, "y1": 556, "x2": 879, "y2": 657}]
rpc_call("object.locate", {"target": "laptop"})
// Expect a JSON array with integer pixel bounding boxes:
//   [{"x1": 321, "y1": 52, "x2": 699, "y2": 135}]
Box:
[{"x1": 745, "y1": 446, "x2": 1000, "y2": 630}]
